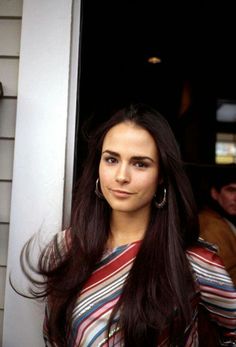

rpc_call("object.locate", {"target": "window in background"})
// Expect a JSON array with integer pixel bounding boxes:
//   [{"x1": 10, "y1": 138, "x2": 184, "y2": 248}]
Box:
[
  {"x1": 217, "y1": 100, "x2": 236, "y2": 123},
  {"x1": 216, "y1": 100, "x2": 236, "y2": 164},
  {"x1": 216, "y1": 133, "x2": 236, "y2": 164}
]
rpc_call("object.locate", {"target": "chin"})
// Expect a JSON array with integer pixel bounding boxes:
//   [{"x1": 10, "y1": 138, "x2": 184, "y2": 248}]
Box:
[
  {"x1": 110, "y1": 205, "x2": 137, "y2": 213},
  {"x1": 109, "y1": 202, "x2": 151, "y2": 215},
  {"x1": 226, "y1": 207, "x2": 236, "y2": 216}
]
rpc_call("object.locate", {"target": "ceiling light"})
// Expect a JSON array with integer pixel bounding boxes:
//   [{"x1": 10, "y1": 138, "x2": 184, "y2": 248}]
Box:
[{"x1": 147, "y1": 56, "x2": 162, "y2": 64}]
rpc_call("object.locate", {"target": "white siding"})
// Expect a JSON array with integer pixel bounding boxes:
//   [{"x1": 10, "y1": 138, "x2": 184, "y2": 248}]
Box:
[
  {"x1": 0, "y1": 269, "x2": 6, "y2": 310},
  {"x1": 0, "y1": 4, "x2": 21, "y2": 346},
  {"x1": 0, "y1": 20, "x2": 21, "y2": 56},
  {"x1": 0, "y1": 99, "x2": 17, "y2": 138},
  {"x1": 3, "y1": 0, "x2": 81, "y2": 346},
  {"x1": 0, "y1": 182, "x2": 12, "y2": 222},
  {"x1": 0, "y1": 313, "x2": 2, "y2": 345},
  {"x1": 0, "y1": 0, "x2": 23, "y2": 16},
  {"x1": 0, "y1": 140, "x2": 14, "y2": 179},
  {"x1": 0, "y1": 225, "x2": 9, "y2": 266},
  {"x1": 0, "y1": 59, "x2": 19, "y2": 96}
]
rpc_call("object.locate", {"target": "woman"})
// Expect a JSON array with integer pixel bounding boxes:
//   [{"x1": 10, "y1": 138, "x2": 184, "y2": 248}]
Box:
[{"x1": 21, "y1": 104, "x2": 236, "y2": 346}]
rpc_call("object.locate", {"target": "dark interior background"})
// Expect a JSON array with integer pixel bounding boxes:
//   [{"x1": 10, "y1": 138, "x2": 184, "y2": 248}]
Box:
[{"x1": 75, "y1": 2, "x2": 236, "y2": 205}]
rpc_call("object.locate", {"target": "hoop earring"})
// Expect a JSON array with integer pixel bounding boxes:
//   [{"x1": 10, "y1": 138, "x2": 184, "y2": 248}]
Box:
[
  {"x1": 95, "y1": 178, "x2": 104, "y2": 199},
  {"x1": 154, "y1": 187, "x2": 167, "y2": 208}
]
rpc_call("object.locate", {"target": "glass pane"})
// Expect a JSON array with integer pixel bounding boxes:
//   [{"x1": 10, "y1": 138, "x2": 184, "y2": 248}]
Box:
[
  {"x1": 217, "y1": 100, "x2": 236, "y2": 122},
  {"x1": 215, "y1": 133, "x2": 236, "y2": 164}
]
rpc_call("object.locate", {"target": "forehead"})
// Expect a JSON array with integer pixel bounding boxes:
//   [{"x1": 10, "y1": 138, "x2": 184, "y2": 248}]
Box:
[{"x1": 102, "y1": 122, "x2": 158, "y2": 155}]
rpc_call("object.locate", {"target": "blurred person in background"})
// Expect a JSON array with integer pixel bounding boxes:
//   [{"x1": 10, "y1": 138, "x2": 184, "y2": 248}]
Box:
[{"x1": 199, "y1": 165, "x2": 236, "y2": 286}]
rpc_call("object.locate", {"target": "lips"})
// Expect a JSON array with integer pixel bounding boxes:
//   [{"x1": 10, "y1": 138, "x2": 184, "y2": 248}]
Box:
[{"x1": 109, "y1": 189, "x2": 133, "y2": 197}]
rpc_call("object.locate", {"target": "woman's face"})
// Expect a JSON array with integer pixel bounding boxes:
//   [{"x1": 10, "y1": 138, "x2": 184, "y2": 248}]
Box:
[{"x1": 99, "y1": 122, "x2": 160, "y2": 216}]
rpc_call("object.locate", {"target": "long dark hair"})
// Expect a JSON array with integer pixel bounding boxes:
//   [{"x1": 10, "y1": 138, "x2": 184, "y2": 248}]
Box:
[{"x1": 21, "y1": 103, "x2": 199, "y2": 346}]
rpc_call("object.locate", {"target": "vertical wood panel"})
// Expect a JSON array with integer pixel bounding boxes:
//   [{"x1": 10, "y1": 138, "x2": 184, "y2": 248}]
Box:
[
  {"x1": 0, "y1": 20, "x2": 21, "y2": 56},
  {"x1": 0, "y1": 99, "x2": 17, "y2": 138}
]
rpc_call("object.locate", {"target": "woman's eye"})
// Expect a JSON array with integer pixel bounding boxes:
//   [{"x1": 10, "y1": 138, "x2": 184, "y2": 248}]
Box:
[
  {"x1": 105, "y1": 157, "x2": 117, "y2": 164},
  {"x1": 134, "y1": 162, "x2": 148, "y2": 168}
]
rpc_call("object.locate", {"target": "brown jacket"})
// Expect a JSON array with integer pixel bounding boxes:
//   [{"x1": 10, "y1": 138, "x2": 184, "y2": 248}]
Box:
[{"x1": 199, "y1": 207, "x2": 236, "y2": 286}]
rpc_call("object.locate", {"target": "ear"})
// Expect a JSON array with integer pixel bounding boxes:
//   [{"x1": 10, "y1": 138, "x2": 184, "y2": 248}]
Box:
[{"x1": 210, "y1": 187, "x2": 219, "y2": 201}]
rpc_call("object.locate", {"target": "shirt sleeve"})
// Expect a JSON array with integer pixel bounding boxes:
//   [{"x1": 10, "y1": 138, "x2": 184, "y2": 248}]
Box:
[{"x1": 187, "y1": 244, "x2": 236, "y2": 346}]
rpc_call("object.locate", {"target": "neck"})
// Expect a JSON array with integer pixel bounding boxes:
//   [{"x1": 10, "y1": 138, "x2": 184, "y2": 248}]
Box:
[{"x1": 108, "y1": 209, "x2": 150, "y2": 248}]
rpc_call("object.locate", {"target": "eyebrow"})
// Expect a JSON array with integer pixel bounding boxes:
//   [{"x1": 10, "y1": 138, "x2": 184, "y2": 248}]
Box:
[
  {"x1": 225, "y1": 185, "x2": 236, "y2": 190},
  {"x1": 102, "y1": 150, "x2": 155, "y2": 162}
]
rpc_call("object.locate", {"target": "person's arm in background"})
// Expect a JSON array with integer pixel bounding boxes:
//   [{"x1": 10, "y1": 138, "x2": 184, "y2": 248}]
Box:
[{"x1": 199, "y1": 209, "x2": 236, "y2": 287}]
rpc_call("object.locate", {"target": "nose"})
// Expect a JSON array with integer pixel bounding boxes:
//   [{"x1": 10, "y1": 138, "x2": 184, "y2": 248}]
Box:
[{"x1": 115, "y1": 163, "x2": 130, "y2": 184}]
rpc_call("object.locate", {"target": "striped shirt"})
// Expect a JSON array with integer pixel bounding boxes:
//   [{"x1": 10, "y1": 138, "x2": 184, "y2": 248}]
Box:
[{"x1": 43, "y1": 230, "x2": 236, "y2": 346}]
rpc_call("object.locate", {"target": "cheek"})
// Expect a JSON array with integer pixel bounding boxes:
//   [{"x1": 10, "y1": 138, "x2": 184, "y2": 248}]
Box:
[
  {"x1": 218, "y1": 195, "x2": 230, "y2": 209},
  {"x1": 99, "y1": 163, "x2": 111, "y2": 186},
  {"x1": 98, "y1": 163, "x2": 105, "y2": 183},
  {"x1": 137, "y1": 172, "x2": 159, "y2": 193},
  {"x1": 221, "y1": 193, "x2": 231, "y2": 204}
]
